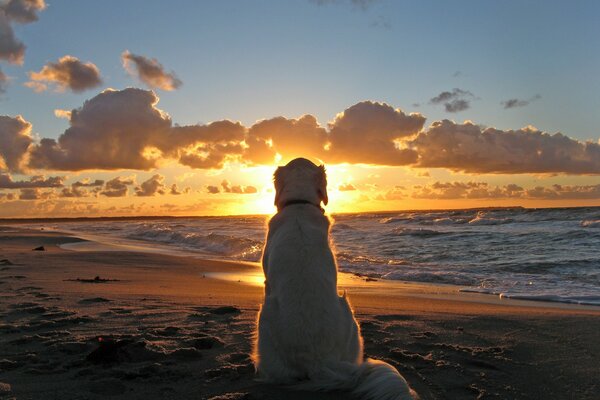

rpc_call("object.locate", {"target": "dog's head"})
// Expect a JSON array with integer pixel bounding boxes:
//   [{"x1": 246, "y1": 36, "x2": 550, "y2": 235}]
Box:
[{"x1": 273, "y1": 158, "x2": 328, "y2": 211}]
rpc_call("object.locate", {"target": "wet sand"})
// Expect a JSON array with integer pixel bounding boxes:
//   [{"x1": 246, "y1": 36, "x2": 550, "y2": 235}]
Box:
[{"x1": 0, "y1": 227, "x2": 598, "y2": 399}]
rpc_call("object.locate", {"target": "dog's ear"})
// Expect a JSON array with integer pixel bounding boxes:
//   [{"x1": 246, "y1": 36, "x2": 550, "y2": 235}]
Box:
[
  {"x1": 273, "y1": 166, "x2": 285, "y2": 206},
  {"x1": 318, "y1": 165, "x2": 328, "y2": 206}
]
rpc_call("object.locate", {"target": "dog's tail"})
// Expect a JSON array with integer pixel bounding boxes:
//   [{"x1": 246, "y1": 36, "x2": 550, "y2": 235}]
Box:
[{"x1": 290, "y1": 358, "x2": 417, "y2": 400}]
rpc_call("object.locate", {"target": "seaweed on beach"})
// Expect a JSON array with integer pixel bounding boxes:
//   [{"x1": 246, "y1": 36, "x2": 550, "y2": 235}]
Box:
[{"x1": 64, "y1": 276, "x2": 122, "y2": 283}]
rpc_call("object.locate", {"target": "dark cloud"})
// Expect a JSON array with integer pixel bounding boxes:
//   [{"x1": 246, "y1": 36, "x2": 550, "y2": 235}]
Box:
[
  {"x1": 410, "y1": 181, "x2": 600, "y2": 200},
  {"x1": 0, "y1": 11, "x2": 25, "y2": 64},
  {"x1": 411, "y1": 120, "x2": 600, "y2": 174},
  {"x1": 0, "y1": 173, "x2": 63, "y2": 188},
  {"x1": 525, "y1": 184, "x2": 600, "y2": 200},
  {"x1": 412, "y1": 181, "x2": 499, "y2": 199},
  {"x1": 100, "y1": 176, "x2": 134, "y2": 197},
  {"x1": 0, "y1": 67, "x2": 7, "y2": 93},
  {"x1": 135, "y1": 174, "x2": 166, "y2": 196},
  {"x1": 122, "y1": 50, "x2": 181, "y2": 91},
  {"x1": 0, "y1": 115, "x2": 33, "y2": 172},
  {"x1": 169, "y1": 183, "x2": 189, "y2": 195},
  {"x1": 60, "y1": 186, "x2": 88, "y2": 198},
  {"x1": 501, "y1": 94, "x2": 541, "y2": 109},
  {"x1": 429, "y1": 88, "x2": 474, "y2": 113},
  {"x1": 0, "y1": 0, "x2": 45, "y2": 64},
  {"x1": 2, "y1": 0, "x2": 45, "y2": 23},
  {"x1": 326, "y1": 101, "x2": 424, "y2": 165},
  {"x1": 220, "y1": 180, "x2": 258, "y2": 194},
  {"x1": 19, "y1": 187, "x2": 53, "y2": 200},
  {"x1": 72, "y1": 179, "x2": 104, "y2": 187},
  {"x1": 206, "y1": 185, "x2": 220, "y2": 194},
  {"x1": 26, "y1": 55, "x2": 102, "y2": 93}
]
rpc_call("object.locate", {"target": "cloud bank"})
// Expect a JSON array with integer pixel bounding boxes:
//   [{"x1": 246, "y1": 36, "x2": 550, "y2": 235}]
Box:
[
  {"x1": 122, "y1": 50, "x2": 182, "y2": 91},
  {"x1": 4, "y1": 88, "x2": 596, "y2": 176},
  {"x1": 410, "y1": 181, "x2": 600, "y2": 200},
  {"x1": 411, "y1": 120, "x2": 600, "y2": 174}
]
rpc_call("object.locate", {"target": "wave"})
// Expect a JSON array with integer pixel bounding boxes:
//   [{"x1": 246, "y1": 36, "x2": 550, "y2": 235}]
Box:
[
  {"x1": 127, "y1": 225, "x2": 263, "y2": 261},
  {"x1": 381, "y1": 269, "x2": 477, "y2": 286},
  {"x1": 581, "y1": 219, "x2": 600, "y2": 228},
  {"x1": 468, "y1": 211, "x2": 513, "y2": 225},
  {"x1": 389, "y1": 227, "x2": 446, "y2": 237},
  {"x1": 460, "y1": 288, "x2": 600, "y2": 306}
]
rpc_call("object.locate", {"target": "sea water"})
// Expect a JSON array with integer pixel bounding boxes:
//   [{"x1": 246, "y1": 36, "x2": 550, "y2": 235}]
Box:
[{"x1": 23, "y1": 207, "x2": 600, "y2": 306}]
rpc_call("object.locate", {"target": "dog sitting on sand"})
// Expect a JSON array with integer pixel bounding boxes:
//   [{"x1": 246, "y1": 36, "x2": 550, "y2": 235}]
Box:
[{"x1": 253, "y1": 158, "x2": 417, "y2": 400}]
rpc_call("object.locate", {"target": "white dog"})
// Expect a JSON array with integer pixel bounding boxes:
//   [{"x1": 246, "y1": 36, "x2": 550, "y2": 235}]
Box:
[{"x1": 253, "y1": 158, "x2": 416, "y2": 400}]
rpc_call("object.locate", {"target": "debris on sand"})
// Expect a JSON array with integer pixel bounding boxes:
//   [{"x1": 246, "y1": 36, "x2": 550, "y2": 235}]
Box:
[
  {"x1": 209, "y1": 306, "x2": 241, "y2": 315},
  {"x1": 86, "y1": 338, "x2": 160, "y2": 364},
  {"x1": 64, "y1": 276, "x2": 121, "y2": 283},
  {"x1": 0, "y1": 259, "x2": 14, "y2": 265},
  {"x1": 32, "y1": 246, "x2": 45, "y2": 251}
]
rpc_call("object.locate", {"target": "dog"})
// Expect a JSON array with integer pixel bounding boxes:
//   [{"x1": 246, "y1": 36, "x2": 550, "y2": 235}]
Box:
[{"x1": 253, "y1": 158, "x2": 416, "y2": 400}]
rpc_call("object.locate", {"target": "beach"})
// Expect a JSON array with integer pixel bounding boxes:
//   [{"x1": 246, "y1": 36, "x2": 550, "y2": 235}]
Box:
[{"x1": 1, "y1": 226, "x2": 599, "y2": 400}]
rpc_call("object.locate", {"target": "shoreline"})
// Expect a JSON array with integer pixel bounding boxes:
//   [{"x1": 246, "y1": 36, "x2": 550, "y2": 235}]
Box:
[{"x1": 8, "y1": 224, "x2": 600, "y2": 312}]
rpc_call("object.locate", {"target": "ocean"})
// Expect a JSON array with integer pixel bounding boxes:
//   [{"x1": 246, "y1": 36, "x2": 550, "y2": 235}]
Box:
[{"x1": 19, "y1": 207, "x2": 600, "y2": 306}]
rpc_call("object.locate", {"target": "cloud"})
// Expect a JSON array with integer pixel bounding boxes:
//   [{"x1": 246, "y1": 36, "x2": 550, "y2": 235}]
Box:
[
  {"x1": 18, "y1": 91, "x2": 600, "y2": 176},
  {"x1": 60, "y1": 185, "x2": 90, "y2": 198},
  {"x1": 429, "y1": 88, "x2": 474, "y2": 113},
  {"x1": 377, "y1": 185, "x2": 405, "y2": 201},
  {"x1": 0, "y1": 67, "x2": 7, "y2": 93},
  {"x1": 206, "y1": 185, "x2": 220, "y2": 194},
  {"x1": 135, "y1": 174, "x2": 166, "y2": 196},
  {"x1": 244, "y1": 114, "x2": 328, "y2": 164},
  {"x1": 412, "y1": 181, "x2": 499, "y2": 199},
  {"x1": 220, "y1": 180, "x2": 258, "y2": 194},
  {"x1": 411, "y1": 120, "x2": 600, "y2": 174},
  {"x1": 0, "y1": 11, "x2": 25, "y2": 64},
  {"x1": 338, "y1": 183, "x2": 356, "y2": 191},
  {"x1": 122, "y1": 50, "x2": 182, "y2": 91},
  {"x1": 19, "y1": 187, "x2": 54, "y2": 200},
  {"x1": 53, "y1": 109, "x2": 71, "y2": 119},
  {"x1": 325, "y1": 101, "x2": 424, "y2": 165},
  {"x1": 169, "y1": 183, "x2": 190, "y2": 195},
  {"x1": 0, "y1": 0, "x2": 45, "y2": 65},
  {"x1": 28, "y1": 88, "x2": 244, "y2": 171},
  {"x1": 72, "y1": 178, "x2": 104, "y2": 187},
  {"x1": 0, "y1": 191, "x2": 16, "y2": 201},
  {"x1": 410, "y1": 181, "x2": 600, "y2": 200},
  {"x1": 0, "y1": 114, "x2": 33, "y2": 172},
  {"x1": 0, "y1": 173, "x2": 63, "y2": 188},
  {"x1": 2, "y1": 0, "x2": 46, "y2": 23},
  {"x1": 25, "y1": 55, "x2": 102, "y2": 93},
  {"x1": 525, "y1": 184, "x2": 600, "y2": 200},
  {"x1": 501, "y1": 94, "x2": 541, "y2": 109},
  {"x1": 100, "y1": 176, "x2": 134, "y2": 197}
]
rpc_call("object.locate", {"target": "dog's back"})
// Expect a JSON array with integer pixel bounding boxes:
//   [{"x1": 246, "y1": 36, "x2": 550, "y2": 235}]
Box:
[{"x1": 256, "y1": 203, "x2": 362, "y2": 382}]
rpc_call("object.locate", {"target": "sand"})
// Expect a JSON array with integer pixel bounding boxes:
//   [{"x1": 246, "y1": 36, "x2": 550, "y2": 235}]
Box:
[{"x1": 0, "y1": 226, "x2": 598, "y2": 400}]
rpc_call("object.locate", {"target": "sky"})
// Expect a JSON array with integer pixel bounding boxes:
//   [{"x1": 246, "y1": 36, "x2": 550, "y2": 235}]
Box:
[{"x1": 1, "y1": 0, "x2": 599, "y2": 217}]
